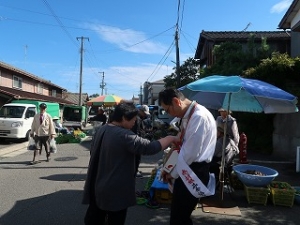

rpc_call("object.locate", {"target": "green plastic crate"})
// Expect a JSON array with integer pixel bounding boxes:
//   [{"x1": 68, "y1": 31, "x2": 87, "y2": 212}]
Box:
[
  {"x1": 244, "y1": 184, "x2": 270, "y2": 205},
  {"x1": 270, "y1": 181, "x2": 295, "y2": 207}
]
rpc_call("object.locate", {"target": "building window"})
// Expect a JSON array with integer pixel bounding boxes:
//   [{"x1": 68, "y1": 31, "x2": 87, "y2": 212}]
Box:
[
  {"x1": 51, "y1": 89, "x2": 56, "y2": 97},
  {"x1": 13, "y1": 75, "x2": 22, "y2": 89},
  {"x1": 37, "y1": 83, "x2": 43, "y2": 94}
]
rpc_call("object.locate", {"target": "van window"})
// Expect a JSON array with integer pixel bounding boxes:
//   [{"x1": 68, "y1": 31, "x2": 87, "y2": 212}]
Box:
[
  {"x1": 26, "y1": 107, "x2": 36, "y2": 118},
  {"x1": 63, "y1": 107, "x2": 82, "y2": 121},
  {"x1": 0, "y1": 106, "x2": 25, "y2": 118}
]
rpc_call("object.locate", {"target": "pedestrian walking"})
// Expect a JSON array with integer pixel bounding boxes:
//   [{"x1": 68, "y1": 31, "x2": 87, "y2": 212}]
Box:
[{"x1": 30, "y1": 103, "x2": 56, "y2": 164}]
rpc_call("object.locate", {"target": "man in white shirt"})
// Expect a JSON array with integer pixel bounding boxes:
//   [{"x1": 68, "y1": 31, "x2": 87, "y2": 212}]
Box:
[{"x1": 158, "y1": 88, "x2": 217, "y2": 225}]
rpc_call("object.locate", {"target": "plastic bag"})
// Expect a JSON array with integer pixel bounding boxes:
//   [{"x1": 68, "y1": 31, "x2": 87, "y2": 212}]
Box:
[
  {"x1": 27, "y1": 137, "x2": 36, "y2": 150},
  {"x1": 49, "y1": 138, "x2": 57, "y2": 153}
]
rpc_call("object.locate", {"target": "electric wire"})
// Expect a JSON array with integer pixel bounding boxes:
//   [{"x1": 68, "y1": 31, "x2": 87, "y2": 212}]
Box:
[{"x1": 41, "y1": 0, "x2": 78, "y2": 47}]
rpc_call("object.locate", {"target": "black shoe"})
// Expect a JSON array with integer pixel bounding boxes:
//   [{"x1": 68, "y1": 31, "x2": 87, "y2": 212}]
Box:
[{"x1": 46, "y1": 153, "x2": 51, "y2": 162}]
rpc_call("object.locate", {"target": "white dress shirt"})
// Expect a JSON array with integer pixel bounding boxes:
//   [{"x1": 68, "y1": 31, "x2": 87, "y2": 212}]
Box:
[{"x1": 170, "y1": 102, "x2": 217, "y2": 178}]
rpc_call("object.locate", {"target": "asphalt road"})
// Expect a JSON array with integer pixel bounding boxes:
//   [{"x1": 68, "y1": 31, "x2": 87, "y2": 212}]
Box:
[
  {"x1": 0, "y1": 135, "x2": 300, "y2": 225},
  {"x1": 0, "y1": 138, "x2": 27, "y2": 149}
]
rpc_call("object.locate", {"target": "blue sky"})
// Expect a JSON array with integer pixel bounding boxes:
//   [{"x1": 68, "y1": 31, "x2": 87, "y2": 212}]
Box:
[{"x1": 0, "y1": 0, "x2": 293, "y2": 100}]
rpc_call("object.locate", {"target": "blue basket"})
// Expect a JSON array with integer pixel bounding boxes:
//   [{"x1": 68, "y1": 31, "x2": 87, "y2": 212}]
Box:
[{"x1": 232, "y1": 164, "x2": 278, "y2": 187}]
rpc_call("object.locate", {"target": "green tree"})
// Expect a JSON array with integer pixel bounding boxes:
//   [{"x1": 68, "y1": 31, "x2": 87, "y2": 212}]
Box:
[
  {"x1": 89, "y1": 93, "x2": 99, "y2": 98},
  {"x1": 163, "y1": 57, "x2": 201, "y2": 88},
  {"x1": 202, "y1": 36, "x2": 272, "y2": 77}
]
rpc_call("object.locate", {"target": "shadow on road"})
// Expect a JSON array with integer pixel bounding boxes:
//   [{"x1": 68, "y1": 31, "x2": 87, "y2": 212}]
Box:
[
  {"x1": 0, "y1": 190, "x2": 87, "y2": 225},
  {"x1": 40, "y1": 173, "x2": 86, "y2": 182}
]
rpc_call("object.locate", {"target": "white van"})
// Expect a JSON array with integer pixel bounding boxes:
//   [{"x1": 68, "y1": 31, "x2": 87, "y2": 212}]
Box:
[
  {"x1": 0, "y1": 100, "x2": 60, "y2": 140},
  {"x1": 0, "y1": 103, "x2": 37, "y2": 140}
]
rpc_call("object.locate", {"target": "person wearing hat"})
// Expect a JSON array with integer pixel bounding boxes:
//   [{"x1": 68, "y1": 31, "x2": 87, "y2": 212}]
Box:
[
  {"x1": 52, "y1": 116, "x2": 62, "y2": 128},
  {"x1": 30, "y1": 103, "x2": 56, "y2": 164}
]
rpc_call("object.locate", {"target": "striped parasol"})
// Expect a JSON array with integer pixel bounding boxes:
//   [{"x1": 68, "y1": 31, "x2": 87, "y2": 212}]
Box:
[{"x1": 87, "y1": 94, "x2": 123, "y2": 107}]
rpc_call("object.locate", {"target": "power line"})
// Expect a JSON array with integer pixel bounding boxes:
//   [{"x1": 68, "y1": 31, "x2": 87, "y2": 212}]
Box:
[{"x1": 42, "y1": 0, "x2": 78, "y2": 47}]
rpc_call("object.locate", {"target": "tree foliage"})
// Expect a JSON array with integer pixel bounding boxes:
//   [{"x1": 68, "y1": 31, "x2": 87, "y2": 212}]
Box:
[
  {"x1": 89, "y1": 93, "x2": 99, "y2": 98},
  {"x1": 163, "y1": 57, "x2": 201, "y2": 88}
]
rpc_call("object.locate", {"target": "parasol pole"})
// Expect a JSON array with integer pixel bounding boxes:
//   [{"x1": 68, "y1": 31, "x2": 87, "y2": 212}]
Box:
[{"x1": 219, "y1": 93, "x2": 232, "y2": 200}]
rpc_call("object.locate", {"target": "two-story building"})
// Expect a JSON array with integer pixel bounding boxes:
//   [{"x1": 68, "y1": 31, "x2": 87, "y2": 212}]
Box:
[
  {"x1": 0, "y1": 61, "x2": 74, "y2": 107},
  {"x1": 142, "y1": 79, "x2": 165, "y2": 105}
]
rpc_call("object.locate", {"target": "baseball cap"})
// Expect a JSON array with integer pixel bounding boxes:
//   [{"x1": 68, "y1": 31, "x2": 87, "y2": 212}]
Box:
[
  {"x1": 39, "y1": 103, "x2": 47, "y2": 109},
  {"x1": 139, "y1": 105, "x2": 150, "y2": 115}
]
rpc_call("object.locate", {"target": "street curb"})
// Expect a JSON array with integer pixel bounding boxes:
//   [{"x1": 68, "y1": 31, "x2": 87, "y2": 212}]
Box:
[
  {"x1": 0, "y1": 141, "x2": 28, "y2": 157},
  {"x1": 0, "y1": 134, "x2": 92, "y2": 158}
]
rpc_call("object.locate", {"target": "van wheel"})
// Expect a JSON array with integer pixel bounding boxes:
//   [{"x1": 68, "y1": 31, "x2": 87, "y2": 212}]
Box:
[{"x1": 24, "y1": 130, "x2": 31, "y2": 141}]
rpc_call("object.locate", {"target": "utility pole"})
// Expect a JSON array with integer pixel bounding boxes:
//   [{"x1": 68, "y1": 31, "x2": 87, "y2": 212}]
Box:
[
  {"x1": 99, "y1": 72, "x2": 106, "y2": 96},
  {"x1": 175, "y1": 26, "x2": 180, "y2": 88},
  {"x1": 76, "y1": 36, "x2": 89, "y2": 106},
  {"x1": 139, "y1": 85, "x2": 143, "y2": 105}
]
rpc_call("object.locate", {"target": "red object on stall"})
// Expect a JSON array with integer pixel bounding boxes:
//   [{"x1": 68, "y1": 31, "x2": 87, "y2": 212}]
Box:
[{"x1": 239, "y1": 132, "x2": 248, "y2": 164}]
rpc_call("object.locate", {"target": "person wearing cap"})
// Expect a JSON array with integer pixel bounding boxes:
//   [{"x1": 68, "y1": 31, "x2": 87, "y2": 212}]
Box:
[
  {"x1": 134, "y1": 105, "x2": 153, "y2": 178},
  {"x1": 210, "y1": 108, "x2": 240, "y2": 185},
  {"x1": 214, "y1": 108, "x2": 240, "y2": 162},
  {"x1": 30, "y1": 103, "x2": 56, "y2": 164},
  {"x1": 138, "y1": 105, "x2": 152, "y2": 133}
]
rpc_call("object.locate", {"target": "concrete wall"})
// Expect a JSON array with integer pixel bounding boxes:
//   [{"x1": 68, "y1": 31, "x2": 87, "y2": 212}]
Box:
[
  {"x1": 273, "y1": 112, "x2": 300, "y2": 160},
  {"x1": 291, "y1": 32, "x2": 300, "y2": 57}
]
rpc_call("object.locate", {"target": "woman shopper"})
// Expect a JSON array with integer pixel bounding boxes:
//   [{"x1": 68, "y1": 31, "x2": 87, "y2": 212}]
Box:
[{"x1": 82, "y1": 101, "x2": 178, "y2": 225}]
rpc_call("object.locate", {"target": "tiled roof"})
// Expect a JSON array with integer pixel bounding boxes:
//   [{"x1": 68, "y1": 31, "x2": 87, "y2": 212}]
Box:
[
  {"x1": 200, "y1": 31, "x2": 291, "y2": 41},
  {"x1": 0, "y1": 86, "x2": 74, "y2": 105},
  {"x1": 278, "y1": 0, "x2": 300, "y2": 29},
  {"x1": 62, "y1": 92, "x2": 89, "y2": 105},
  {"x1": 0, "y1": 61, "x2": 66, "y2": 91}
]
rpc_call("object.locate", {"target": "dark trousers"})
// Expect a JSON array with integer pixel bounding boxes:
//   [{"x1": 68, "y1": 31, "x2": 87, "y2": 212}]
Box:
[
  {"x1": 34, "y1": 135, "x2": 50, "y2": 154},
  {"x1": 134, "y1": 154, "x2": 141, "y2": 177},
  {"x1": 170, "y1": 162, "x2": 210, "y2": 225},
  {"x1": 84, "y1": 198, "x2": 127, "y2": 225}
]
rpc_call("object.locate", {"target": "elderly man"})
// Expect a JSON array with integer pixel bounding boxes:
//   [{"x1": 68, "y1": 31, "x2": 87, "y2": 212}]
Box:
[
  {"x1": 30, "y1": 103, "x2": 56, "y2": 164},
  {"x1": 214, "y1": 108, "x2": 240, "y2": 164}
]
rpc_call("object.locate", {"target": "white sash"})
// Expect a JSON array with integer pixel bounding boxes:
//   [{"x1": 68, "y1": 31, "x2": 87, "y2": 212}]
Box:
[{"x1": 176, "y1": 153, "x2": 215, "y2": 198}]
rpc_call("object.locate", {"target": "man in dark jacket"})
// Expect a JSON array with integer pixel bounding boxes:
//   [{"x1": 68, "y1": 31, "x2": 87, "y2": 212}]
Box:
[{"x1": 90, "y1": 108, "x2": 107, "y2": 125}]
